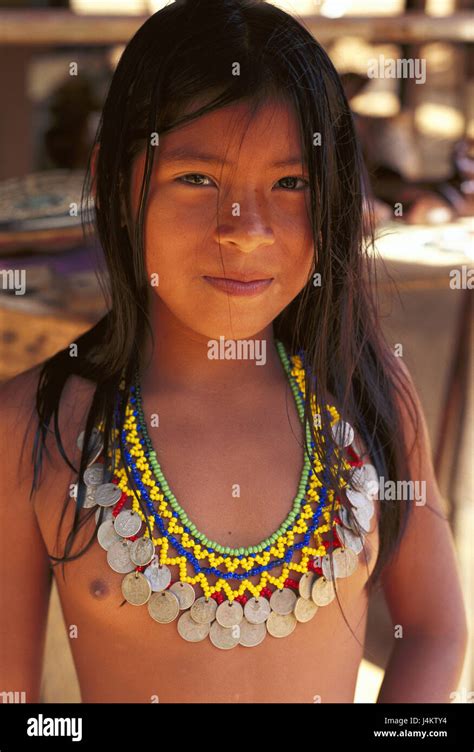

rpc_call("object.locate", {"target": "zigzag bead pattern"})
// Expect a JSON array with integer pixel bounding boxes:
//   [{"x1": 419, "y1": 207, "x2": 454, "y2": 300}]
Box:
[{"x1": 77, "y1": 339, "x2": 375, "y2": 648}]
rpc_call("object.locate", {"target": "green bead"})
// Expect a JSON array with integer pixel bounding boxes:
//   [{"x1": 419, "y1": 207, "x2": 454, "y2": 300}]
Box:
[{"x1": 127, "y1": 339, "x2": 325, "y2": 562}]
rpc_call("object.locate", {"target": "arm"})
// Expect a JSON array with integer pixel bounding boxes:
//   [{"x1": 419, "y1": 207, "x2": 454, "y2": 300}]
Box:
[
  {"x1": 0, "y1": 367, "x2": 53, "y2": 703},
  {"x1": 377, "y1": 361, "x2": 469, "y2": 703}
]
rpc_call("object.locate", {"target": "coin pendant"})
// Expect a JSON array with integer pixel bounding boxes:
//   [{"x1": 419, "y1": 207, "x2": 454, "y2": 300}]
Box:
[
  {"x1": 97, "y1": 518, "x2": 121, "y2": 550},
  {"x1": 298, "y1": 572, "x2": 315, "y2": 599},
  {"x1": 294, "y1": 596, "x2": 319, "y2": 623},
  {"x1": 216, "y1": 600, "x2": 243, "y2": 628},
  {"x1": 311, "y1": 576, "x2": 336, "y2": 606},
  {"x1": 346, "y1": 487, "x2": 371, "y2": 509},
  {"x1": 148, "y1": 590, "x2": 180, "y2": 623},
  {"x1": 333, "y1": 547, "x2": 359, "y2": 578},
  {"x1": 143, "y1": 562, "x2": 172, "y2": 592},
  {"x1": 352, "y1": 505, "x2": 372, "y2": 533},
  {"x1": 130, "y1": 536, "x2": 155, "y2": 566},
  {"x1": 351, "y1": 463, "x2": 379, "y2": 498},
  {"x1": 121, "y1": 571, "x2": 152, "y2": 605},
  {"x1": 346, "y1": 489, "x2": 375, "y2": 523},
  {"x1": 77, "y1": 428, "x2": 103, "y2": 465},
  {"x1": 322, "y1": 554, "x2": 336, "y2": 581},
  {"x1": 270, "y1": 587, "x2": 297, "y2": 615},
  {"x1": 238, "y1": 618, "x2": 267, "y2": 647},
  {"x1": 190, "y1": 596, "x2": 217, "y2": 624},
  {"x1": 244, "y1": 596, "x2": 271, "y2": 624},
  {"x1": 331, "y1": 420, "x2": 355, "y2": 447},
  {"x1": 339, "y1": 506, "x2": 358, "y2": 533},
  {"x1": 335, "y1": 523, "x2": 364, "y2": 555},
  {"x1": 95, "y1": 505, "x2": 113, "y2": 525},
  {"x1": 95, "y1": 483, "x2": 122, "y2": 507},
  {"x1": 83, "y1": 463, "x2": 106, "y2": 488},
  {"x1": 83, "y1": 486, "x2": 97, "y2": 508},
  {"x1": 209, "y1": 621, "x2": 240, "y2": 650},
  {"x1": 169, "y1": 581, "x2": 196, "y2": 610},
  {"x1": 177, "y1": 611, "x2": 210, "y2": 642},
  {"x1": 107, "y1": 539, "x2": 135, "y2": 573},
  {"x1": 266, "y1": 611, "x2": 297, "y2": 638},
  {"x1": 114, "y1": 509, "x2": 142, "y2": 538}
]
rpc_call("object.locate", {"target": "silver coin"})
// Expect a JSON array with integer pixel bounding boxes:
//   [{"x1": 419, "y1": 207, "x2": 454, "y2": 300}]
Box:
[
  {"x1": 298, "y1": 572, "x2": 315, "y2": 599},
  {"x1": 82, "y1": 485, "x2": 97, "y2": 509},
  {"x1": 177, "y1": 611, "x2": 210, "y2": 642},
  {"x1": 169, "y1": 581, "x2": 196, "y2": 610},
  {"x1": 190, "y1": 596, "x2": 217, "y2": 625},
  {"x1": 97, "y1": 518, "x2": 121, "y2": 550},
  {"x1": 335, "y1": 523, "x2": 364, "y2": 555},
  {"x1": 266, "y1": 611, "x2": 297, "y2": 638},
  {"x1": 130, "y1": 536, "x2": 155, "y2": 566},
  {"x1": 244, "y1": 596, "x2": 271, "y2": 624},
  {"x1": 143, "y1": 561, "x2": 172, "y2": 592},
  {"x1": 322, "y1": 554, "x2": 336, "y2": 581},
  {"x1": 351, "y1": 464, "x2": 379, "y2": 498},
  {"x1": 121, "y1": 571, "x2": 152, "y2": 606},
  {"x1": 331, "y1": 420, "x2": 355, "y2": 448},
  {"x1": 294, "y1": 596, "x2": 319, "y2": 623},
  {"x1": 311, "y1": 576, "x2": 336, "y2": 606},
  {"x1": 95, "y1": 483, "x2": 122, "y2": 507},
  {"x1": 238, "y1": 617, "x2": 267, "y2": 647},
  {"x1": 148, "y1": 590, "x2": 180, "y2": 623},
  {"x1": 95, "y1": 505, "x2": 113, "y2": 525},
  {"x1": 83, "y1": 463, "x2": 106, "y2": 488},
  {"x1": 209, "y1": 620, "x2": 240, "y2": 650},
  {"x1": 333, "y1": 547, "x2": 359, "y2": 578},
  {"x1": 339, "y1": 505, "x2": 359, "y2": 533},
  {"x1": 269, "y1": 587, "x2": 297, "y2": 615},
  {"x1": 77, "y1": 428, "x2": 103, "y2": 464},
  {"x1": 346, "y1": 487, "x2": 371, "y2": 509},
  {"x1": 346, "y1": 488, "x2": 375, "y2": 522},
  {"x1": 215, "y1": 600, "x2": 243, "y2": 628},
  {"x1": 352, "y1": 505, "x2": 372, "y2": 533},
  {"x1": 107, "y1": 539, "x2": 135, "y2": 573},
  {"x1": 114, "y1": 509, "x2": 142, "y2": 538}
]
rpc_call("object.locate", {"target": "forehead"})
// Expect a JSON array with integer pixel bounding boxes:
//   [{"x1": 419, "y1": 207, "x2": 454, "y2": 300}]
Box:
[{"x1": 158, "y1": 97, "x2": 304, "y2": 162}]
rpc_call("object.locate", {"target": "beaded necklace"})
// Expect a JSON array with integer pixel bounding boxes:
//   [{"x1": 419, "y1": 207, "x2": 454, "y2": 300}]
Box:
[{"x1": 76, "y1": 339, "x2": 378, "y2": 648}]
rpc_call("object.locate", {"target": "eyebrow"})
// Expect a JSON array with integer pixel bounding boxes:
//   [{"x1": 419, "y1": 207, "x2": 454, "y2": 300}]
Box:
[{"x1": 158, "y1": 147, "x2": 306, "y2": 168}]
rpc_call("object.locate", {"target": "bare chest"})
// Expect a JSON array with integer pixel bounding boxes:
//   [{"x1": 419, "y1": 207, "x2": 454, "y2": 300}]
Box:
[{"x1": 35, "y1": 411, "x2": 380, "y2": 702}]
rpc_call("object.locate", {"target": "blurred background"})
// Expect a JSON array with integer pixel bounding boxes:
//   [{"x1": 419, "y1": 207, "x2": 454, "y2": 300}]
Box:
[{"x1": 0, "y1": 0, "x2": 472, "y2": 703}]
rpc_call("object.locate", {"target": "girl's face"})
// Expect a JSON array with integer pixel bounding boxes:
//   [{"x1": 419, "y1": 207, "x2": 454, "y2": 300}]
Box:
[{"x1": 128, "y1": 97, "x2": 315, "y2": 341}]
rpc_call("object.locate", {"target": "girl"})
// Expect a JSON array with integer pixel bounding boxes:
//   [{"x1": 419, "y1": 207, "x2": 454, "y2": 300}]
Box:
[{"x1": 0, "y1": 0, "x2": 468, "y2": 704}]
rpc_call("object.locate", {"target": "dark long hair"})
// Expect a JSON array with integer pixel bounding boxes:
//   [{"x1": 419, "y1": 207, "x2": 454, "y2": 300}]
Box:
[{"x1": 30, "y1": 0, "x2": 418, "y2": 629}]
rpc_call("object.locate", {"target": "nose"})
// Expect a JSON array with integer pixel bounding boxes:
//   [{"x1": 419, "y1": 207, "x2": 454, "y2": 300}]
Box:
[{"x1": 214, "y1": 192, "x2": 275, "y2": 253}]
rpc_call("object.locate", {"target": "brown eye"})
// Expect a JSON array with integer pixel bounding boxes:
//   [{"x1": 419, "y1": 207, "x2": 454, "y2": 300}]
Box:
[
  {"x1": 176, "y1": 173, "x2": 215, "y2": 187},
  {"x1": 277, "y1": 176, "x2": 309, "y2": 190}
]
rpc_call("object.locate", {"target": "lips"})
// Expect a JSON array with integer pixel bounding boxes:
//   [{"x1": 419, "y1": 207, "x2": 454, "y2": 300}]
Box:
[
  {"x1": 202, "y1": 275, "x2": 274, "y2": 297},
  {"x1": 204, "y1": 274, "x2": 273, "y2": 283}
]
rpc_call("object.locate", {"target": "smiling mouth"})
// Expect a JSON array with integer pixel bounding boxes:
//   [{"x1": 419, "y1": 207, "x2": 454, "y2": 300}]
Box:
[{"x1": 202, "y1": 276, "x2": 274, "y2": 296}]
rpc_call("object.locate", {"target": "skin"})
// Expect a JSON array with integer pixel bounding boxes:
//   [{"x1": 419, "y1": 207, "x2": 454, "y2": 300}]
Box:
[{"x1": 0, "y1": 100, "x2": 468, "y2": 703}]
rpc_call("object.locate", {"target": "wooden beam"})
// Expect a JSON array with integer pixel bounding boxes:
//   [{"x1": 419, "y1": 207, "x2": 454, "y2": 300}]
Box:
[{"x1": 0, "y1": 10, "x2": 472, "y2": 46}]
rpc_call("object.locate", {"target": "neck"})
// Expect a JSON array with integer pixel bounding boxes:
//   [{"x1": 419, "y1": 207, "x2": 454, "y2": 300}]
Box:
[{"x1": 139, "y1": 297, "x2": 288, "y2": 398}]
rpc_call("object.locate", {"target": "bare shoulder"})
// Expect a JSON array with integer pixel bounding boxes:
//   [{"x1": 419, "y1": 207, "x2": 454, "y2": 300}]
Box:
[
  {"x1": 0, "y1": 362, "x2": 100, "y2": 584},
  {"x1": 0, "y1": 363, "x2": 96, "y2": 471},
  {"x1": 0, "y1": 362, "x2": 96, "y2": 701}
]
